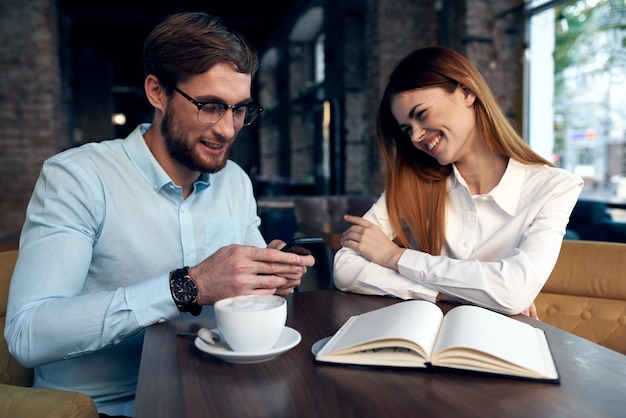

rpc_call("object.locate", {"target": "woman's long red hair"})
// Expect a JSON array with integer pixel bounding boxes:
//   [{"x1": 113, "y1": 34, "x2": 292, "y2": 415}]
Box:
[{"x1": 376, "y1": 46, "x2": 552, "y2": 254}]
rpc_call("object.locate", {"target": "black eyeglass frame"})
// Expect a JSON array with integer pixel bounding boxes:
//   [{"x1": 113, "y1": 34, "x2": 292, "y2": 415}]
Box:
[{"x1": 173, "y1": 86, "x2": 263, "y2": 126}]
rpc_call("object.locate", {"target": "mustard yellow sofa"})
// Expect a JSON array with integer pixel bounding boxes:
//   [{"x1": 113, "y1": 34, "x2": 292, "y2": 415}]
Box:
[
  {"x1": 1, "y1": 250, "x2": 99, "y2": 418},
  {"x1": 535, "y1": 240, "x2": 626, "y2": 355}
]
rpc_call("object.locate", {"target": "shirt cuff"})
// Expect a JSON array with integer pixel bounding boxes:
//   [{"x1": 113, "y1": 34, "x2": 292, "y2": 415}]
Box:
[
  {"x1": 124, "y1": 274, "x2": 180, "y2": 327},
  {"x1": 396, "y1": 250, "x2": 439, "y2": 302},
  {"x1": 357, "y1": 260, "x2": 439, "y2": 303}
]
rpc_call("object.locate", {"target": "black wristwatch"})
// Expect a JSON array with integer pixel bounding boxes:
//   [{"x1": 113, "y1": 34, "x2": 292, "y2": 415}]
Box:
[{"x1": 169, "y1": 266, "x2": 202, "y2": 316}]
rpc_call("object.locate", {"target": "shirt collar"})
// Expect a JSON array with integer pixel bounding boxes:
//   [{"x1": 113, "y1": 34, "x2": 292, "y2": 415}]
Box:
[
  {"x1": 122, "y1": 124, "x2": 211, "y2": 193},
  {"x1": 450, "y1": 158, "x2": 524, "y2": 216}
]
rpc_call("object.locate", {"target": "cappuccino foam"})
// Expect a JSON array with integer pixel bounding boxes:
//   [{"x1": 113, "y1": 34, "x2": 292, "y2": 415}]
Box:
[{"x1": 220, "y1": 296, "x2": 282, "y2": 312}]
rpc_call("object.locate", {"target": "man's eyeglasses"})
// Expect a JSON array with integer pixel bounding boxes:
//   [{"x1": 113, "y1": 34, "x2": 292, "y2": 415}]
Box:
[{"x1": 173, "y1": 86, "x2": 263, "y2": 127}]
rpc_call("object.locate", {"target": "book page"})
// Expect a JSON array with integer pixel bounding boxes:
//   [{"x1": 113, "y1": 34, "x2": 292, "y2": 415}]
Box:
[
  {"x1": 316, "y1": 300, "x2": 444, "y2": 365},
  {"x1": 431, "y1": 305, "x2": 558, "y2": 380}
]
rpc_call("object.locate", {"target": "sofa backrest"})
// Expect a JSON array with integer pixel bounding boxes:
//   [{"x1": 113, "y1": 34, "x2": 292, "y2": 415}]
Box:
[
  {"x1": 0, "y1": 250, "x2": 34, "y2": 386},
  {"x1": 535, "y1": 240, "x2": 626, "y2": 355}
]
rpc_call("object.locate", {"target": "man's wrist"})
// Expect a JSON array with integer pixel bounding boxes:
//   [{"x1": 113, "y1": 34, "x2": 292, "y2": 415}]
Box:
[{"x1": 169, "y1": 267, "x2": 202, "y2": 316}]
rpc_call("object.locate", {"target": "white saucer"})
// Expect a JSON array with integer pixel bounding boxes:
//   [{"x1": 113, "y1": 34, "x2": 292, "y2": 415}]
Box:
[{"x1": 194, "y1": 326, "x2": 301, "y2": 364}]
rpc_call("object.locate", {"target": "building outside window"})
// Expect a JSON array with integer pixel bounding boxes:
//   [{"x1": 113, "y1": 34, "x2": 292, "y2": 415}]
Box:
[{"x1": 526, "y1": 0, "x2": 626, "y2": 200}]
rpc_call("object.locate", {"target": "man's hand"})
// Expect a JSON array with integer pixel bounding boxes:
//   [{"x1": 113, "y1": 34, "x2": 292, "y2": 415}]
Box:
[
  {"x1": 340, "y1": 215, "x2": 405, "y2": 270},
  {"x1": 189, "y1": 243, "x2": 315, "y2": 304}
]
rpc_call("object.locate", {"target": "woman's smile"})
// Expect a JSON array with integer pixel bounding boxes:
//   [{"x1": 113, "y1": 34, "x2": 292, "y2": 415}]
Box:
[{"x1": 424, "y1": 132, "x2": 442, "y2": 151}]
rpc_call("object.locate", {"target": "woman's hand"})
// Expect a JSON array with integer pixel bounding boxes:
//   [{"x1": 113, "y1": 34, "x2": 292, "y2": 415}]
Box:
[
  {"x1": 521, "y1": 302, "x2": 539, "y2": 319},
  {"x1": 340, "y1": 214, "x2": 405, "y2": 270}
]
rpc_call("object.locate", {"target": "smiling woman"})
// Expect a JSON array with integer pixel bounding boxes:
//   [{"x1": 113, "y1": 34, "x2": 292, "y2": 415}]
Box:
[{"x1": 334, "y1": 45, "x2": 584, "y2": 317}]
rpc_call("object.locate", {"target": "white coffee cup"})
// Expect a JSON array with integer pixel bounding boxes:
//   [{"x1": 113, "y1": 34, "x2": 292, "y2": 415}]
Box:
[{"x1": 214, "y1": 294, "x2": 287, "y2": 352}]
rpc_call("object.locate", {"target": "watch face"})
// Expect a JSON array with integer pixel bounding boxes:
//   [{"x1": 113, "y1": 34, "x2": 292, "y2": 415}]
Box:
[{"x1": 172, "y1": 277, "x2": 197, "y2": 304}]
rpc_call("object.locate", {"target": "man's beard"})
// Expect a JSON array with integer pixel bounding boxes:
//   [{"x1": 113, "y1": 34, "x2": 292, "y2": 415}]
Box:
[{"x1": 161, "y1": 108, "x2": 231, "y2": 174}]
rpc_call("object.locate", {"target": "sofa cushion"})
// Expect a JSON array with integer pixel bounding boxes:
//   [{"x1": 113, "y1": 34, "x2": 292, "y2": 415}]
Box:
[
  {"x1": 536, "y1": 293, "x2": 626, "y2": 354},
  {"x1": 1, "y1": 250, "x2": 33, "y2": 387},
  {"x1": 0, "y1": 384, "x2": 99, "y2": 418},
  {"x1": 535, "y1": 240, "x2": 626, "y2": 355}
]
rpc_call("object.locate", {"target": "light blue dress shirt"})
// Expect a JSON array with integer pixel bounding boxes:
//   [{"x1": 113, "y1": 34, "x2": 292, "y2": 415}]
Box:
[{"x1": 5, "y1": 124, "x2": 266, "y2": 409}]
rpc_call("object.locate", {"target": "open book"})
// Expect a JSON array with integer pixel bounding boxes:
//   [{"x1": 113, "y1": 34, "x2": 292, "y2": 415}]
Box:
[{"x1": 314, "y1": 300, "x2": 559, "y2": 382}]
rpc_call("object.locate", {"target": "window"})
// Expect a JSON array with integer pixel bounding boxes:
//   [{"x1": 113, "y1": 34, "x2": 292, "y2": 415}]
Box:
[{"x1": 526, "y1": 0, "x2": 626, "y2": 198}]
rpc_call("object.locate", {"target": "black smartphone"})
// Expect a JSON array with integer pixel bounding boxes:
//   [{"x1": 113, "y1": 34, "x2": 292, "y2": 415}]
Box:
[{"x1": 281, "y1": 237, "x2": 325, "y2": 256}]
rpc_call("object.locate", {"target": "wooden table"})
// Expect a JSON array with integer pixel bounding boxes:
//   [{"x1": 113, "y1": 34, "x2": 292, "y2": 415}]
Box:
[{"x1": 134, "y1": 290, "x2": 626, "y2": 418}]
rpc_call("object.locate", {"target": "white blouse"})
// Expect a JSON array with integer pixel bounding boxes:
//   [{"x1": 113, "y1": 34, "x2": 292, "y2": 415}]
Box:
[{"x1": 333, "y1": 159, "x2": 584, "y2": 315}]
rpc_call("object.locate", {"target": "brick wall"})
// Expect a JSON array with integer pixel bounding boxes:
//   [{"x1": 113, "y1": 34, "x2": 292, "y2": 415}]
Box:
[
  {"x1": 0, "y1": 0, "x2": 64, "y2": 239},
  {"x1": 363, "y1": 0, "x2": 441, "y2": 194},
  {"x1": 463, "y1": 0, "x2": 524, "y2": 128}
]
